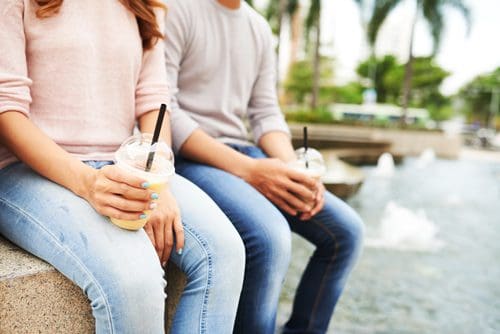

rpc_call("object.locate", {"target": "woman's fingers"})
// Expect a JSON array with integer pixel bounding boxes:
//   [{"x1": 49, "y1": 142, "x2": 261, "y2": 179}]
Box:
[
  {"x1": 173, "y1": 213, "x2": 184, "y2": 254},
  {"x1": 101, "y1": 165, "x2": 147, "y2": 189},
  {"x1": 104, "y1": 180, "x2": 154, "y2": 201},
  {"x1": 151, "y1": 218, "x2": 165, "y2": 263},
  {"x1": 102, "y1": 206, "x2": 145, "y2": 222},
  {"x1": 143, "y1": 223, "x2": 156, "y2": 250},
  {"x1": 162, "y1": 222, "x2": 174, "y2": 266},
  {"x1": 105, "y1": 194, "x2": 151, "y2": 212}
]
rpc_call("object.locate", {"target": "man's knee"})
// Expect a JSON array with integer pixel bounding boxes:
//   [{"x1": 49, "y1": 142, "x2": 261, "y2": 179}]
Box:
[{"x1": 243, "y1": 214, "x2": 292, "y2": 274}]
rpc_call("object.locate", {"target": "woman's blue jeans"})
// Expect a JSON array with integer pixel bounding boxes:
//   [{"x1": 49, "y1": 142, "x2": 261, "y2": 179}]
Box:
[
  {"x1": 176, "y1": 145, "x2": 364, "y2": 334},
  {"x1": 0, "y1": 161, "x2": 245, "y2": 334}
]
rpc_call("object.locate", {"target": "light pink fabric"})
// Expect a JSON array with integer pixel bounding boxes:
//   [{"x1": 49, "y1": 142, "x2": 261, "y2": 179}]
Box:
[{"x1": 0, "y1": 0, "x2": 169, "y2": 169}]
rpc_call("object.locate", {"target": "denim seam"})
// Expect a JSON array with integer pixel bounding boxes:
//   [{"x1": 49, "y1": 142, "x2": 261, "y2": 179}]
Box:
[
  {"x1": 305, "y1": 217, "x2": 339, "y2": 333},
  {"x1": 181, "y1": 223, "x2": 213, "y2": 334},
  {"x1": 0, "y1": 197, "x2": 116, "y2": 334}
]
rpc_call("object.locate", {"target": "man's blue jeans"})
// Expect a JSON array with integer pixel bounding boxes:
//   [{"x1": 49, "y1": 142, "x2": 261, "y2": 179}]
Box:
[
  {"x1": 0, "y1": 161, "x2": 245, "y2": 334},
  {"x1": 176, "y1": 144, "x2": 364, "y2": 334}
]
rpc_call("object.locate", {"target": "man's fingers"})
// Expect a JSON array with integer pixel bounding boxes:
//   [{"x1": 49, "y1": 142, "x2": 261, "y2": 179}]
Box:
[
  {"x1": 275, "y1": 188, "x2": 312, "y2": 212},
  {"x1": 268, "y1": 193, "x2": 297, "y2": 216},
  {"x1": 286, "y1": 169, "x2": 317, "y2": 189},
  {"x1": 286, "y1": 180, "x2": 316, "y2": 202}
]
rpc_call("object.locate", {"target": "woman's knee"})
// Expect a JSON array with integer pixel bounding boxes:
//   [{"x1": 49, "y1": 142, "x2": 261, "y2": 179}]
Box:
[{"x1": 175, "y1": 223, "x2": 246, "y2": 293}]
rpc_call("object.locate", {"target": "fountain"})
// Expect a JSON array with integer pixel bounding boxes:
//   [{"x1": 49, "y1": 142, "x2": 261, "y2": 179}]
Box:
[
  {"x1": 373, "y1": 152, "x2": 395, "y2": 177},
  {"x1": 365, "y1": 201, "x2": 444, "y2": 252}
]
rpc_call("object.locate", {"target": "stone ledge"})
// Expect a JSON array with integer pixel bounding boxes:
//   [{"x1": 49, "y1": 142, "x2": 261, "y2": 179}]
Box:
[{"x1": 0, "y1": 236, "x2": 185, "y2": 333}]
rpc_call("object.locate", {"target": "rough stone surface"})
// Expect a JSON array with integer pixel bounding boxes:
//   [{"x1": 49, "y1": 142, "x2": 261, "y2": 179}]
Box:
[{"x1": 0, "y1": 237, "x2": 185, "y2": 333}]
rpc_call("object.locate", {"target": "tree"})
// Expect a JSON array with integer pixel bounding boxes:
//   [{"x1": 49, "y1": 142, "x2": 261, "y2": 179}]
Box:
[
  {"x1": 357, "y1": 55, "x2": 451, "y2": 120},
  {"x1": 284, "y1": 56, "x2": 335, "y2": 105},
  {"x1": 460, "y1": 68, "x2": 500, "y2": 128},
  {"x1": 265, "y1": 0, "x2": 300, "y2": 82},
  {"x1": 367, "y1": 0, "x2": 471, "y2": 126},
  {"x1": 304, "y1": 0, "x2": 321, "y2": 110}
]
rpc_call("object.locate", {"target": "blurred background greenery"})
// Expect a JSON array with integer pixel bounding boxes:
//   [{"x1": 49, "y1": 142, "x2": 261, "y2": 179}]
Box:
[{"x1": 245, "y1": 0, "x2": 500, "y2": 132}]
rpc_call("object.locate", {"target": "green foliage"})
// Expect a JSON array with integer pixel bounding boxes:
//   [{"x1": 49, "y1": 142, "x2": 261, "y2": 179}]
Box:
[
  {"x1": 285, "y1": 107, "x2": 334, "y2": 123},
  {"x1": 284, "y1": 57, "x2": 334, "y2": 105},
  {"x1": 357, "y1": 55, "x2": 401, "y2": 103},
  {"x1": 460, "y1": 67, "x2": 500, "y2": 125},
  {"x1": 330, "y1": 83, "x2": 364, "y2": 104},
  {"x1": 244, "y1": 0, "x2": 254, "y2": 8},
  {"x1": 356, "y1": 55, "x2": 451, "y2": 119}
]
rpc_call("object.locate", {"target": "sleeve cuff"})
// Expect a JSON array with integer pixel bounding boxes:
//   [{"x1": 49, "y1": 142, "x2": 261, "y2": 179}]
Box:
[
  {"x1": 135, "y1": 85, "x2": 170, "y2": 118},
  {"x1": 170, "y1": 108, "x2": 200, "y2": 154},
  {"x1": 0, "y1": 103, "x2": 29, "y2": 116},
  {"x1": 250, "y1": 110, "x2": 291, "y2": 143}
]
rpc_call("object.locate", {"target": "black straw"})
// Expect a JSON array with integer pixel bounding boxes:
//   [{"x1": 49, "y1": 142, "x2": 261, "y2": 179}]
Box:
[
  {"x1": 145, "y1": 104, "x2": 167, "y2": 172},
  {"x1": 303, "y1": 126, "x2": 309, "y2": 169}
]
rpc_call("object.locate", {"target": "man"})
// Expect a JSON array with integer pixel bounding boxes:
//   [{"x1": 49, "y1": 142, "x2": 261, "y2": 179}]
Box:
[{"x1": 164, "y1": 0, "x2": 364, "y2": 333}]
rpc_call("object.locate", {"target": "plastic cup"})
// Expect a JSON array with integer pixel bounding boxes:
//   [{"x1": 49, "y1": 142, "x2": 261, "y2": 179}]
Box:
[
  {"x1": 110, "y1": 133, "x2": 175, "y2": 230},
  {"x1": 287, "y1": 147, "x2": 326, "y2": 181}
]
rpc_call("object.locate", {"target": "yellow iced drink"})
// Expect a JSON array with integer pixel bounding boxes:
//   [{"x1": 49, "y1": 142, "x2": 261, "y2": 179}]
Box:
[
  {"x1": 110, "y1": 134, "x2": 174, "y2": 230},
  {"x1": 110, "y1": 180, "x2": 167, "y2": 230}
]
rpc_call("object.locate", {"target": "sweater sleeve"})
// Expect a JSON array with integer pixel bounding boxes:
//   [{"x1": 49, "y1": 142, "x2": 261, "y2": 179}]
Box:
[
  {"x1": 247, "y1": 24, "x2": 290, "y2": 143},
  {"x1": 163, "y1": 0, "x2": 200, "y2": 153},
  {"x1": 0, "y1": 0, "x2": 32, "y2": 116},
  {"x1": 135, "y1": 8, "x2": 170, "y2": 118}
]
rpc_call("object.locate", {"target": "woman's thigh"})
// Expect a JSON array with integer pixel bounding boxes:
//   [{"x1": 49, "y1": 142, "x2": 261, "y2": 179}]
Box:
[
  {"x1": 166, "y1": 174, "x2": 246, "y2": 333},
  {"x1": 0, "y1": 163, "x2": 165, "y2": 333},
  {"x1": 167, "y1": 173, "x2": 245, "y2": 285}
]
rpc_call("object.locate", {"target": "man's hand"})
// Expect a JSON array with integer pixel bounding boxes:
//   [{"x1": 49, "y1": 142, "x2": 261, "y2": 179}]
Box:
[
  {"x1": 298, "y1": 180, "x2": 326, "y2": 221},
  {"x1": 244, "y1": 158, "x2": 317, "y2": 216},
  {"x1": 144, "y1": 188, "x2": 184, "y2": 266}
]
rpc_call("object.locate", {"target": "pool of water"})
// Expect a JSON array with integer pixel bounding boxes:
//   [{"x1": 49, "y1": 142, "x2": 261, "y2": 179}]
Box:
[{"x1": 277, "y1": 155, "x2": 500, "y2": 333}]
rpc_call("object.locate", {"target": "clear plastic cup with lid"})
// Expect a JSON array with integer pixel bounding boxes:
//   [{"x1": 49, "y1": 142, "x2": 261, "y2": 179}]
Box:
[{"x1": 110, "y1": 133, "x2": 174, "y2": 230}]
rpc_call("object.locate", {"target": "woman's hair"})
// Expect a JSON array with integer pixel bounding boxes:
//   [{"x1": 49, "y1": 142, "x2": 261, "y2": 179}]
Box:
[{"x1": 34, "y1": 0, "x2": 165, "y2": 50}]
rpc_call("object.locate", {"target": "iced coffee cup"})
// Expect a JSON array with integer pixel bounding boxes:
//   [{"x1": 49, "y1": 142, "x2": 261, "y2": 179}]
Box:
[
  {"x1": 287, "y1": 147, "x2": 326, "y2": 181},
  {"x1": 110, "y1": 133, "x2": 175, "y2": 230}
]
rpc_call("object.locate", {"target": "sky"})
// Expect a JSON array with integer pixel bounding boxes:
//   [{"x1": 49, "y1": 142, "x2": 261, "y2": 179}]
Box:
[{"x1": 254, "y1": 0, "x2": 500, "y2": 96}]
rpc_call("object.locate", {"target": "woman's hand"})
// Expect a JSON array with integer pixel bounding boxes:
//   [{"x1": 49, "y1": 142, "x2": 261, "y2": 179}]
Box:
[
  {"x1": 144, "y1": 188, "x2": 184, "y2": 266},
  {"x1": 81, "y1": 165, "x2": 155, "y2": 221},
  {"x1": 244, "y1": 158, "x2": 317, "y2": 216}
]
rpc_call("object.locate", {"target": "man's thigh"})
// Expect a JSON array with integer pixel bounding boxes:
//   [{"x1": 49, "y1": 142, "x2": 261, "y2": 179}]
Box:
[{"x1": 175, "y1": 160, "x2": 291, "y2": 251}]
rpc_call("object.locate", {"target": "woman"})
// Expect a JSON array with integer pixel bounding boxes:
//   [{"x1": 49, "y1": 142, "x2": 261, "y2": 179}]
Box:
[{"x1": 0, "y1": 0, "x2": 244, "y2": 333}]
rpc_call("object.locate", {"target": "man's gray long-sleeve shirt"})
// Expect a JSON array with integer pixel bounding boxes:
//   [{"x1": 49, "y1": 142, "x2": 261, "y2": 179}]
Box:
[{"x1": 164, "y1": 0, "x2": 290, "y2": 153}]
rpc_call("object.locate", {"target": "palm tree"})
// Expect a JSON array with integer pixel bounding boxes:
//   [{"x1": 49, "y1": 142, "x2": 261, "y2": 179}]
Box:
[
  {"x1": 367, "y1": 0, "x2": 471, "y2": 126},
  {"x1": 304, "y1": 0, "x2": 321, "y2": 110},
  {"x1": 265, "y1": 0, "x2": 300, "y2": 83}
]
